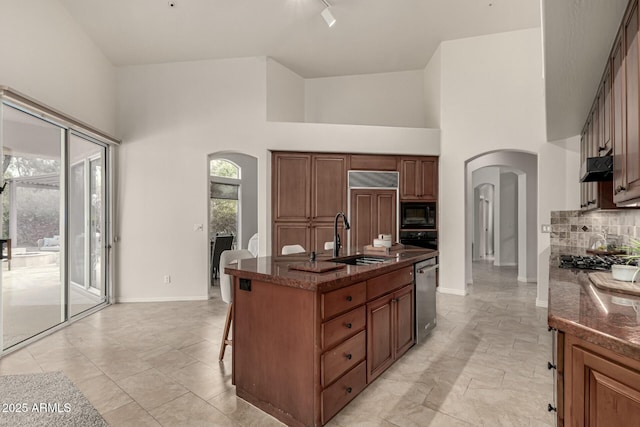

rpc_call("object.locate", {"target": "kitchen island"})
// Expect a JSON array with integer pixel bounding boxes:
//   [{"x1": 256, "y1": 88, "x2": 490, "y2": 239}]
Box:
[
  {"x1": 548, "y1": 251, "x2": 640, "y2": 426},
  {"x1": 225, "y1": 248, "x2": 437, "y2": 426}
]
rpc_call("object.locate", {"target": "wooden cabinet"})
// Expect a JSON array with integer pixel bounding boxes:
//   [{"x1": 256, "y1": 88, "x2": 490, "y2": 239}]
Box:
[
  {"x1": 350, "y1": 189, "x2": 397, "y2": 250},
  {"x1": 610, "y1": 0, "x2": 640, "y2": 204},
  {"x1": 399, "y1": 157, "x2": 438, "y2": 201},
  {"x1": 365, "y1": 266, "x2": 414, "y2": 382},
  {"x1": 613, "y1": 27, "x2": 626, "y2": 203},
  {"x1": 273, "y1": 153, "x2": 311, "y2": 221},
  {"x1": 366, "y1": 283, "x2": 415, "y2": 383},
  {"x1": 312, "y1": 154, "x2": 349, "y2": 222},
  {"x1": 272, "y1": 152, "x2": 348, "y2": 255},
  {"x1": 349, "y1": 154, "x2": 398, "y2": 171},
  {"x1": 232, "y1": 260, "x2": 421, "y2": 426},
  {"x1": 559, "y1": 333, "x2": 640, "y2": 427}
]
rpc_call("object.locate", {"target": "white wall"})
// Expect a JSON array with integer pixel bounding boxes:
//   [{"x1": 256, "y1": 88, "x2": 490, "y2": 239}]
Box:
[
  {"x1": 116, "y1": 56, "x2": 440, "y2": 302},
  {"x1": 305, "y1": 70, "x2": 426, "y2": 128},
  {"x1": 0, "y1": 0, "x2": 117, "y2": 134},
  {"x1": 537, "y1": 135, "x2": 581, "y2": 306},
  {"x1": 499, "y1": 171, "x2": 518, "y2": 266},
  {"x1": 266, "y1": 58, "x2": 305, "y2": 123},
  {"x1": 438, "y1": 28, "x2": 548, "y2": 296},
  {"x1": 423, "y1": 46, "x2": 442, "y2": 128}
]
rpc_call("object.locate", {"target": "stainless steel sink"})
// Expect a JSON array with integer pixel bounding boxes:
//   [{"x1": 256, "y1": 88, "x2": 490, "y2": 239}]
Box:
[{"x1": 331, "y1": 255, "x2": 393, "y2": 266}]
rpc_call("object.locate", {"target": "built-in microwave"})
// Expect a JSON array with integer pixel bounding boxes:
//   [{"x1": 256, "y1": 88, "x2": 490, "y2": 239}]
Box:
[{"x1": 400, "y1": 202, "x2": 436, "y2": 229}]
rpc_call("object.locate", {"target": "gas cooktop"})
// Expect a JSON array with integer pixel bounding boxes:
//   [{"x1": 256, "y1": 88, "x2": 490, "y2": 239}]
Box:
[{"x1": 559, "y1": 254, "x2": 630, "y2": 271}]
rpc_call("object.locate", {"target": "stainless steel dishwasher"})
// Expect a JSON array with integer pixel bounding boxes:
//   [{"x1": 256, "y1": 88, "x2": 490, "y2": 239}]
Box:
[{"x1": 415, "y1": 257, "x2": 438, "y2": 342}]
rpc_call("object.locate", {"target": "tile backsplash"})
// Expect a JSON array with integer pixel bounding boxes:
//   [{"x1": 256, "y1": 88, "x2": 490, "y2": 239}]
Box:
[{"x1": 550, "y1": 209, "x2": 640, "y2": 249}]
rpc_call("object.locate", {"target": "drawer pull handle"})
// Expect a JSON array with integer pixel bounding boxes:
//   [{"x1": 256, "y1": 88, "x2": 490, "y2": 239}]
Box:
[
  {"x1": 547, "y1": 362, "x2": 556, "y2": 370},
  {"x1": 345, "y1": 322, "x2": 352, "y2": 329},
  {"x1": 346, "y1": 387, "x2": 353, "y2": 394},
  {"x1": 346, "y1": 353, "x2": 352, "y2": 360},
  {"x1": 346, "y1": 296, "x2": 353, "y2": 302},
  {"x1": 547, "y1": 404, "x2": 557, "y2": 413}
]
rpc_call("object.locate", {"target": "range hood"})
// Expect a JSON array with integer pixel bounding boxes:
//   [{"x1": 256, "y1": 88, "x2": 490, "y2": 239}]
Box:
[{"x1": 580, "y1": 155, "x2": 613, "y2": 182}]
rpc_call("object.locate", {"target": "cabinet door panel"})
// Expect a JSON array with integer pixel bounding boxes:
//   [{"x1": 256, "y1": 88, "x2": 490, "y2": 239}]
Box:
[
  {"x1": 350, "y1": 154, "x2": 397, "y2": 171},
  {"x1": 350, "y1": 191, "x2": 374, "y2": 250},
  {"x1": 375, "y1": 191, "x2": 397, "y2": 243},
  {"x1": 273, "y1": 223, "x2": 310, "y2": 255},
  {"x1": 313, "y1": 223, "x2": 344, "y2": 254},
  {"x1": 313, "y1": 155, "x2": 347, "y2": 222},
  {"x1": 394, "y1": 285, "x2": 415, "y2": 358},
  {"x1": 419, "y1": 158, "x2": 438, "y2": 200},
  {"x1": 273, "y1": 153, "x2": 311, "y2": 221},
  {"x1": 367, "y1": 294, "x2": 394, "y2": 382},
  {"x1": 602, "y1": 66, "x2": 612, "y2": 153},
  {"x1": 612, "y1": 32, "x2": 626, "y2": 203},
  {"x1": 400, "y1": 159, "x2": 419, "y2": 200},
  {"x1": 572, "y1": 346, "x2": 640, "y2": 427},
  {"x1": 625, "y1": 3, "x2": 640, "y2": 201}
]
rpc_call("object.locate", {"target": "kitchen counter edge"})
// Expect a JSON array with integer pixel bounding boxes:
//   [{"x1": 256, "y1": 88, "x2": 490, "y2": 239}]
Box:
[{"x1": 224, "y1": 249, "x2": 438, "y2": 293}]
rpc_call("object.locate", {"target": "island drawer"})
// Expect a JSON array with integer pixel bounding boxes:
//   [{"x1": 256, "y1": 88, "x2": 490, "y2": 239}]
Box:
[
  {"x1": 321, "y1": 361, "x2": 367, "y2": 425},
  {"x1": 322, "y1": 306, "x2": 366, "y2": 350},
  {"x1": 367, "y1": 265, "x2": 413, "y2": 301},
  {"x1": 322, "y1": 281, "x2": 366, "y2": 320},
  {"x1": 321, "y1": 330, "x2": 366, "y2": 387}
]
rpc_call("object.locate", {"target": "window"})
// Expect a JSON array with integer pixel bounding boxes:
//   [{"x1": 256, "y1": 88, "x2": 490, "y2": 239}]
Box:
[{"x1": 210, "y1": 159, "x2": 240, "y2": 239}]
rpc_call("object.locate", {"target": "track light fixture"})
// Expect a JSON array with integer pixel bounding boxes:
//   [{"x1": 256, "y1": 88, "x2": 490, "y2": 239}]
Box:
[{"x1": 320, "y1": 0, "x2": 336, "y2": 27}]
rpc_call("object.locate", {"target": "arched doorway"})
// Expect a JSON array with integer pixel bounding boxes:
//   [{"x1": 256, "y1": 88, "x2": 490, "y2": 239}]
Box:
[
  {"x1": 465, "y1": 151, "x2": 538, "y2": 286},
  {"x1": 207, "y1": 152, "x2": 258, "y2": 293}
]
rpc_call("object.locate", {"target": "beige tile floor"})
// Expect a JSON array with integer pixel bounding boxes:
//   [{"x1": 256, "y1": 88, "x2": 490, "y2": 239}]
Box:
[{"x1": 0, "y1": 261, "x2": 554, "y2": 426}]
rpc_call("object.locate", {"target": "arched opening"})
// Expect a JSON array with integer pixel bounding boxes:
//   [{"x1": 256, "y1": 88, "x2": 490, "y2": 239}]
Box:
[
  {"x1": 207, "y1": 152, "x2": 258, "y2": 295},
  {"x1": 465, "y1": 150, "x2": 538, "y2": 289}
]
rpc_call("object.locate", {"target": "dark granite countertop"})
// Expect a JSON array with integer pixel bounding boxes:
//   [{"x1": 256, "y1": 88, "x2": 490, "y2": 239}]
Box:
[
  {"x1": 548, "y1": 246, "x2": 640, "y2": 360},
  {"x1": 225, "y1": 248, "x2": 438, "y2": 293}
]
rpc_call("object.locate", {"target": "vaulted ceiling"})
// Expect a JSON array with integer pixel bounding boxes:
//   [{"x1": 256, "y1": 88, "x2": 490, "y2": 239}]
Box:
[
  {"x1": 58, "y1": 0, "x2": 540, "y2": 78},
  {"x1": 57, "y1": 0, "x2": 630, "y2": 141}
]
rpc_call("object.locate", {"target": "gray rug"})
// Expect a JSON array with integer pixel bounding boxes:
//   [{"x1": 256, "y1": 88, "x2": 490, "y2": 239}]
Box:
[{"x1": 0, "y1": 371, "x2": 107, "y2": 427}]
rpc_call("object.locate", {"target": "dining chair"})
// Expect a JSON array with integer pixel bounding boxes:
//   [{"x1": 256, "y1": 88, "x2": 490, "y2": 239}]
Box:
[
  {"x1": 210, "y1": 234, "x2": 234, "y2": 283},
  {"x1": 281, "y1": 244, "x2": 306, "y2": 255},
  {"x1": 218, "y1": 248, "x2": 254, "y2": 361}
]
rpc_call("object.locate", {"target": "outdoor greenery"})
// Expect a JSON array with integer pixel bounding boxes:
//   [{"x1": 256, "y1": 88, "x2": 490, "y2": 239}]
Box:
[
  {"x1": 209, "y1": 158, "x2": 240, "y2": 239},
  {"x1": 210, "y1": 159, "x2": 239, "y2": 178},
  {"x1": 210, "y1": 199, "x2": 237, "y2": 238},
  {"x1": 2, "y1": 155, "x2": 60, "y2": 247}
]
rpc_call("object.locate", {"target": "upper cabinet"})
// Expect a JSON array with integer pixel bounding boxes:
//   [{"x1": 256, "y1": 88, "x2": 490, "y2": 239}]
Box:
[
  {"x1": 611, "y1": 0, "x2": 640, "y2": 204},
  {"x1": 272, "y1": 152, "x2": 348, "y2": 255},
  {"x1": 273, "y1": 152, "x2": 311, "y2": 221},
  {"x1": 582, "y1": 0, "x2": 640, "y2": 206},
  {"x1": 312, "y1": 154, "x2": 349, "y2": 222},
  {"x1": 399, "y1": 157, "x2": 438, "y2": 201}
]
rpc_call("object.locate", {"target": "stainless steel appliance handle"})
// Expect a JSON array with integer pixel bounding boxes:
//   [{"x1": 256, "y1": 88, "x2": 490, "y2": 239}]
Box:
[{"x1": 417, "y1": 264, "x2": 439, "y2": 274}]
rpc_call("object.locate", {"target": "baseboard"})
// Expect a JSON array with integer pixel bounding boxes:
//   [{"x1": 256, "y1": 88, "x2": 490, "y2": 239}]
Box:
[
  {"x1": 115, "y1": 296, "x2": 209, "y2": 303},
  {"x1": 517, "y1": 276, "x2": 537, "y2": 283},
  {"x1": 536, "y1": 298, "x2": 548, "y2": 308},
  {"x1": 437, "y1": 287, "x2": 468, "y2": 296}
]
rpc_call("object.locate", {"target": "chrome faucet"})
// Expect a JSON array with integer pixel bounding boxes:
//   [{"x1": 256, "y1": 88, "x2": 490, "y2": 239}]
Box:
[{"x1": 333, "y1": 211, "x2": 351, "y2": 257}]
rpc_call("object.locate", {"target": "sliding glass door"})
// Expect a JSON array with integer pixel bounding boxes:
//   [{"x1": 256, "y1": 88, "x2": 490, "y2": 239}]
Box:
[
  {"x1": 1, "y1": 105, "x2": 64, "y2": 349},
  {"x1": 69, "y1": 133, "x2": 106, "y2": 317},
  {"x1": 0, "y1": 101, "x2": 110, "y2": 352}
]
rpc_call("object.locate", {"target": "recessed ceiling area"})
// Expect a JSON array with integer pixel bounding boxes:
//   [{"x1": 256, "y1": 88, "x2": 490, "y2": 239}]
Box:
[{"x1": 58, "y1": 0, "x2": 541, "y2": 78}]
